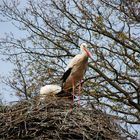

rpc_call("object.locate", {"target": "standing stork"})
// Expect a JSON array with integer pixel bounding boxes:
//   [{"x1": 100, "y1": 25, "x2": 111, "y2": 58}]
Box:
[{"x1": 60, "y1": 43, "x2": 93, "y2": 105}]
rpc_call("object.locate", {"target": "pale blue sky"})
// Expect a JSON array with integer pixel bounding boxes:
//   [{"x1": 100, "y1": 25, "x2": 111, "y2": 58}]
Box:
[
  {"x1": 0, "y1": 0, "x2": 28, "y2": 103},
  {"x1": 0, "y1": 16, "x2": 19, "y2": 103}
]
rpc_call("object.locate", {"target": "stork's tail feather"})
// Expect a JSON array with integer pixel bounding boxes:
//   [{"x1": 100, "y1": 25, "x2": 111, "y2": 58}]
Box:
[
  {"x1": 56, "y1": 90, "x2": 71, "y2": 97},
  {"x1": 55, "y1": 89, "x2": 74, "y2": 99}
]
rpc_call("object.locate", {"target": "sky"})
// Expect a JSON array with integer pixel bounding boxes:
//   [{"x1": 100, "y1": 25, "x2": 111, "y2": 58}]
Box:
[
  {"x1": 0, "y1": 16, "x2": 19, "y2": 103},
  {"x1": 0, "y1": 0, "x2": 28, "y2": 103}
]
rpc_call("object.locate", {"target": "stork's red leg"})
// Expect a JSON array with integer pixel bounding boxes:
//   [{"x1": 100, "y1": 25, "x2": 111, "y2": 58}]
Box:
[
  {"x1": 70, "y1": 77, "x2": 75, "y2": 110},
  {"x1": 78, "y1": 80, "x2": 82, "y2": 107},
  {"x1": 72, "y1": 78, "x2": 75, "y2": 103}
]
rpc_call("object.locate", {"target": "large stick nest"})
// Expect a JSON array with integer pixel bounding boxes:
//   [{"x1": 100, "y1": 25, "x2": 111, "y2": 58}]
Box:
[{"x1": 0, "y1": 97, "x2": 134, "y2": 140}]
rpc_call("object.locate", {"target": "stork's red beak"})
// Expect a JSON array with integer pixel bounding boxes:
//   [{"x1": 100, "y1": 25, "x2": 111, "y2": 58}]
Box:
[{"x1": 84, "y1": 48, "x2": 94, "y2": 60}]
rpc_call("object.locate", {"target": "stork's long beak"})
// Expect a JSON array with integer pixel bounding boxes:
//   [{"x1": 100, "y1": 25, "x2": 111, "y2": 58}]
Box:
[
  {"x1": 88, "y1": 51, "x2": 94, "y2": 61},
  {"x1": 84, "y1": 48, "x2": 94, "y2": 61}
]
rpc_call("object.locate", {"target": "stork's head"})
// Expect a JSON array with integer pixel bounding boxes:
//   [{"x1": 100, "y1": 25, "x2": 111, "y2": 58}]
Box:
[{"x1": 80, "y1": 43, "x2": 93, "y2": 59}]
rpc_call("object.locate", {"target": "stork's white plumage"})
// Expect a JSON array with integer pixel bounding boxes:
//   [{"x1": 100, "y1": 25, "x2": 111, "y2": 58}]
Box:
[
  {"x1": 40, "y1": 84, "x2": 62, "y2": 100},
  {"x1": 61, "y1": 43, "x2": 93, "y2": 100}
]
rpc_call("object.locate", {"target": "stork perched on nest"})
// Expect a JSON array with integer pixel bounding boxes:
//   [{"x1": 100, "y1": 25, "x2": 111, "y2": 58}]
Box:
[
  {"x1": 40, "y1": 84, "x2": 73, "y2": 101},
  {"x1": 40, "y1": 85, "x2": 61, "y2": 100},
  {"x1": 58, "y1": 43, "x2": 93, "y2": 104}
]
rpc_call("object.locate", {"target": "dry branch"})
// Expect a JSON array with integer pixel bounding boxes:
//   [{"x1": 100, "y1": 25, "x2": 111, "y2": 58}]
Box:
[{"x1": 0, "y1": 97, "x2": 135, "y2": 140}]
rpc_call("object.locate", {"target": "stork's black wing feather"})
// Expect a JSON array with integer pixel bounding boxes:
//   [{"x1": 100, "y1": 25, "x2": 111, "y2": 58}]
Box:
[
  {"x1": 55, "y1": 88, "x2": 74, "y2": 99},
  {"x1": 56, "y1": 89, "x2": 72, "y2": 97},
  {"x1": 61, "y1": 68, "x2": 72, "y2": 83}
]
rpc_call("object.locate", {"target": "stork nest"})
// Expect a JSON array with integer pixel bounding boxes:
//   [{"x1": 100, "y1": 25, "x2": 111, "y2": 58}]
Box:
[{"x1": 0, "y1": 97, "x2": 135, "y2": 140}]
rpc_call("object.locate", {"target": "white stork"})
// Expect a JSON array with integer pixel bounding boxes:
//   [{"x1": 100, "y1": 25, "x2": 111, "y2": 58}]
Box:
[
  {"x1": 60, "y1": 43, "x2": 93, "y2": 104},
  {"x1": 39, "y1": 84, "x2": 62, "y2": 101},
  {"x1": 40, "y1": 84, "x2": 73, "y2": 101}
]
